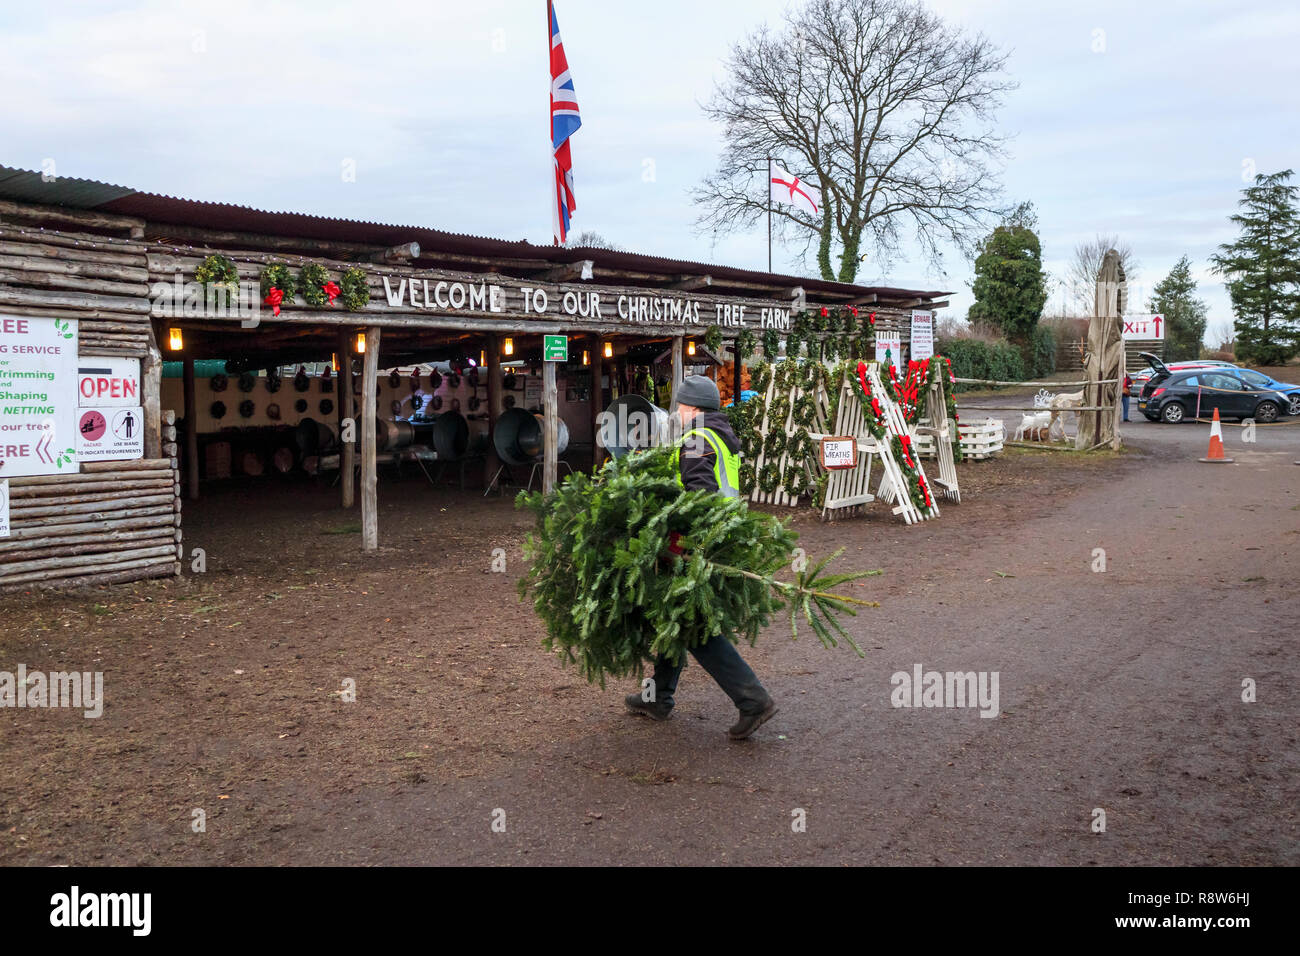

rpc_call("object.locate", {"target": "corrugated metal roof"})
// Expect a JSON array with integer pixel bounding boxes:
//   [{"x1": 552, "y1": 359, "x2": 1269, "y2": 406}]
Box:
[{"x1": 0, "y1": 164, "x2": 951, "y2": 301}]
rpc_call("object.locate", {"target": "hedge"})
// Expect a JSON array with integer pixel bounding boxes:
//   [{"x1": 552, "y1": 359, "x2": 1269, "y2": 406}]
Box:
[{"x1": 936, "y1": 339, "x2": 1027, "y2": 391}]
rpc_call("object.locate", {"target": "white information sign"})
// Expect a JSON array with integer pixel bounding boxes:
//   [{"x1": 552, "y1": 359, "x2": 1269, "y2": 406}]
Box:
[
  {"x1": 0, "y1": 479, "x2": 9, "y2": 538},
  {"x1": 1121, "y1": 314, "x2": 1165, "y2": 340},
  {"x1": 875, "y1": 331, "x2": 902, "y2": 366},
  {"x1": 78, "y1": 357, "x2": 141, "y2": 407},
  {"x1": 0, "y1": 316, "x2": 79, "y2": 478},
  {"x1": 910, "y1": 310, "x2": 934, "y2": 361},
  {"x1": 76, "y1": 406, "x2": 145, "y2": 462}
]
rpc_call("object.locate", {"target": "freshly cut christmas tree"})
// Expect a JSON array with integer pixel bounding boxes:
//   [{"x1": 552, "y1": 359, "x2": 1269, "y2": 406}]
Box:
[{"x1": 517, "y1": 446, "x2": 878, "y2": 686}]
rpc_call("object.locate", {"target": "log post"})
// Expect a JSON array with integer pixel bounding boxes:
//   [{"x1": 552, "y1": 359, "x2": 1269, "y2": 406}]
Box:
[
  {"x1": 590, "y1": 335, "x2": 605, "y2": 468},
  {"x1": 543, "y1": 359, "x2": 558, "y2": 493},
  {"x1": 671, "y1": 336, "x2": 684, "y2": 395},
  {"x1": 182, "y1": 356, "x2": 199, "y2": 500},
  {"x1": 360, "y1": 327, "x2": 380, "y2": 550},
  {"x1": 732, "y1": 340, "x2": 742, "y2": 406},
  {"x1": 141, "y1": 324, "x2": 163, "y2": 459},
  {"x1": 337, "y1": 330, "x2": 356, "y2": 508},
  {"x1": 485, "y1": 334, "x2": 502, "y2": 486}
]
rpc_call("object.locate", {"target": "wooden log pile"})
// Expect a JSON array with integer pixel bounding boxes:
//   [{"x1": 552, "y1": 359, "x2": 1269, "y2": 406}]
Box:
[{"x1": 1, "y1": 458, "x2": 183, "y2": 592}]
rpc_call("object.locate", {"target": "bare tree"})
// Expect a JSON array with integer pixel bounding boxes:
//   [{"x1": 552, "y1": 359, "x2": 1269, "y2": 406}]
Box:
[
  {"x1": 1067, "y1": 235, "x2": 1139, "y2": 314},
  {"x1": 694, "y1": 0, "x2": 1015, "y2": 283},
  {"x1": 564, "y1": 230, "x2": 622, "y2": 251}
]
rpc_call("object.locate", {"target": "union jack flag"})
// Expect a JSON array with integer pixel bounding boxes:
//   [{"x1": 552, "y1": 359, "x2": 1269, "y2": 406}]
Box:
[{"x1": 549, "y1": 0, "x2": 581, "y2": 244}]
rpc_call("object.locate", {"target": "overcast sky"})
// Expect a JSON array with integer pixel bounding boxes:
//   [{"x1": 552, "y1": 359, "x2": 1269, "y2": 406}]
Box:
[{"x1": 4, "y1": 0, "x2": 1297, "y2": 339}]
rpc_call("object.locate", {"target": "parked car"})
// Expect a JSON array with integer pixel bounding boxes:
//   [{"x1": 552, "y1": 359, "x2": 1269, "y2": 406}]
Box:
[
  {"x1": 1128, "y1": 359, "x2": 1235, "y2": 396},
  {"x1": 1138, "y1": 355, "x2": 1297, "y2": 423}
]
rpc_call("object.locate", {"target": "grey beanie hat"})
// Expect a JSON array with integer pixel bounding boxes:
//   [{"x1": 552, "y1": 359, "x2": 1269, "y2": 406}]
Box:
[{"x1": 674, "y1": 374, "x2": 721, "y2": 411}]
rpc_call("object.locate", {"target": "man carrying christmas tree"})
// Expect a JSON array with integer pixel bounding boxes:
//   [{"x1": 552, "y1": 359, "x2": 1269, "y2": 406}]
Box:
[{"x1": 624, "y1": 374, "x2": 779, "y2": 741}]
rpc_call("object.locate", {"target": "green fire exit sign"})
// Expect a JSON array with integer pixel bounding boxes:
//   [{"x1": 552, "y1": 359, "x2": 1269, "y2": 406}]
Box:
[{"x1": 543, "y1": 335, "x2": 568, "y2": 361}]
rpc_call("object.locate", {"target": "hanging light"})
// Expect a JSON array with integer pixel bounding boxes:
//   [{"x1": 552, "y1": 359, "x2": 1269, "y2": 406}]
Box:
[
  {"x1": 503, "y1": 337, "x2": 514, "y2": 356},
  {"x1": 168, "y1": 328, "x2": 183, "y2": 351},
  {"x1": 687, "y1": 340, "x2": 696, "y2": 356},
  {"x1": 480, "y1": 349, "x2": 487, "y2": 366},
  {"x1": 582, "y1": 350, "x2": 590, "y2": 366},
  {"x1": 355, "y1": 332, "x2": 366, "y2": 353},
  {"x1": 331, "y1": 353, "x2": 339, "y2": 372},
  {"x1": 603, "y1": 341, "x2": 613, "y2": 359}
]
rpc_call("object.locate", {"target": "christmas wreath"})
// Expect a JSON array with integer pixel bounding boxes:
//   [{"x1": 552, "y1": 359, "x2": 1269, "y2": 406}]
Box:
[
  {"x1": 738, "y1": 462, "x2": 756, "y2": 495},
  {"x1": 238, "y1": 371, "x2": 256, "y2": 393},
  {"x1": 210, "y1": 400, "x2": 227, "y2": 419},
  {"x1": 792, "y1": 393, "x2": 817, "y2": 428},
  {"x1": 298, "y1": 263, "x2": 331, "y2": 308},
  {"x1": 195, "y1": 254, "x2": 239, "y2": 303},
  {"x1": 294, "y1": 366, "x2": 311, "y2": 393},
  {"x1": 768, "y1": 393, "x2": 791, "y2": 426},
  {"x1": 294, "y1": 399, "x2": 308, "y2": 414},
  {"x1": 761, "y1": 328, "x2": 780, "y2": 359},
  {"x1": 758, "y1": 461, "x2": 782, "y2": 494},
  {"x1": 736, "y1": 328, "x2": 756, "y2": 360},
  {"x1": 763, "y1": 428, "x2": 788, "y2": 460},
  {"x1": 750, "y1": 362, "x2": 772, "y2": 394},
  {"x1": 265, "y1": 370, "x2": 282, "y2": 393},
  {"x1": 339, "y1": 267, "x2": 369, "y2": 312},
  {"x1": 704, "y1": 325, "x2": 723, "y2": 353},
  {"x1": 783, "y1": 464, "x2": 808, "y2": 498},
  {"x1": 209, "y1": 373, "x2": 228, "y2": 392},
  {"x1": 319, "y1": 398, "x2": 334, "y2": 415},
  {"x1": 260, "y1": 264, "x2": 296, "y2": 316},
  {"x1": 238, "y1": 399, "x2": 256, "y2": 418},
  {"x1": 388, "y1": 370, "x2": 402, "y2": 389}
]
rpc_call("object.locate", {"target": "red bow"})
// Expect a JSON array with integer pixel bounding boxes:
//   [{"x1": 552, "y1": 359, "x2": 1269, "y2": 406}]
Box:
[
  {"x1": 323, "y1": 281, "x2": 341, "y2": 305},
  {"x1": 869, "y1": 312, "x2": 877, "y2": 325},
  {"x1": 667, "y1": 531, "x2": 685, "y2": 556},
  {"x1": 263, "y1": 287, "x2": 284, "y2": 316},
  {"x1": 857, "y1": 361, "x2": 869, "y2": 398},
  {"x1": 820, "y1": 307, "x2": 829, "y2": 318},
  {"x1": 849, "y1": 306, "x2": 859, "y2": 317}
]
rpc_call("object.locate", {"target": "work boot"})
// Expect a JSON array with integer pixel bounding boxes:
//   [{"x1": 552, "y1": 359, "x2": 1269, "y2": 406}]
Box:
[
  {"x1": 727, "y1": 698, "x2": 778, "y2": 741},
  {"x1": 624, "y1": 693, "x2": 672, "y2": 721}
]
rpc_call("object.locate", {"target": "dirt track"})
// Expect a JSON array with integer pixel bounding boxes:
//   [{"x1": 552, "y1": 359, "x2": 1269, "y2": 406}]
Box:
[{"x1": 1, "y1": 435, "x2": 1296, "y2": 865}]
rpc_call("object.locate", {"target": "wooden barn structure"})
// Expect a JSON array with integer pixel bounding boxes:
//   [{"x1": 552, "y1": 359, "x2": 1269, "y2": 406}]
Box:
[{"x1": 0, "y1": 165, "x2": 949, "y2": 591}]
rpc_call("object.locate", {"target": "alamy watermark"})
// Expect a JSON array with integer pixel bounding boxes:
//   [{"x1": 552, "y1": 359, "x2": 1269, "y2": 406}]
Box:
[
  {"x1": 890, "y1": 664, "x2": 999, "y2": 718},
  {"x1": 0, "y1": 665, "x2": 103, "y2": 718}
]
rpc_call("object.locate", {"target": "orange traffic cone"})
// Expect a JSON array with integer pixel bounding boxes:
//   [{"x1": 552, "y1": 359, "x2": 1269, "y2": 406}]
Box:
[{"x1": 1199, "y1": 407, "x2": 1234, "y2": 463}]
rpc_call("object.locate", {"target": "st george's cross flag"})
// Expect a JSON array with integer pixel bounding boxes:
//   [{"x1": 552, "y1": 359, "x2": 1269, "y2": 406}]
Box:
[
  {"x1": 549, "y1": 0, "x2": 581, "y2": 244},
  {"x1": 770, "y1": 160, "x2": 821, "y2": 217}
]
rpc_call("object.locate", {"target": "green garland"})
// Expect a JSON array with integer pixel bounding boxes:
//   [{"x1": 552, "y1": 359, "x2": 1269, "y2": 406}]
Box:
[
  {"x1": 298, "y1": 263, "x2": 331, "y2": 308},
  {"x1": 339, "y1": 267, "x2": 370, "y2": 312},
  {"x1": 261, "y1": 263, "x2": 297, "y2": 302},
  {"x1": 704, "y1": 325, "x2": 723, "y2": 353},
  {"x1": 195, "y1": 254, "x2": 239, "y2": 302}
]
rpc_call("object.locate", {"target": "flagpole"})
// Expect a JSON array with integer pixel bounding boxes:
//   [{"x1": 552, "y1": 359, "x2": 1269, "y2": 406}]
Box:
[{"x1": 766, "y1": 156, "x2": 772, "y2": 273}]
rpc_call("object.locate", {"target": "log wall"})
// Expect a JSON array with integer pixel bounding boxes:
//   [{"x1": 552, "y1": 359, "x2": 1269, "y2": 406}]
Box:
[{"x1": 0, "y1": 204, "x2": 180, "y2": 591}]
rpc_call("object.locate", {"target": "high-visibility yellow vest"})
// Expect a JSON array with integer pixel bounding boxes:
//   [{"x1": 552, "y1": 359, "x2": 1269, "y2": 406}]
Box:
[{"x1": 672, "y1": 427, "x2": 741, "y2": 498}]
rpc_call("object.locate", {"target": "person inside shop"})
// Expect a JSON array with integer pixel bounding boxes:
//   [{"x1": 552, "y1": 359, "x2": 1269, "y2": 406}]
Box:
[{"x1": 624, "y1": 374, "x2": 778, "y2": 741}]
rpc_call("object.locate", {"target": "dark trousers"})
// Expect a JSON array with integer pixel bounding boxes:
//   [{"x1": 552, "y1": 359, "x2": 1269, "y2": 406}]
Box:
[
  {"x1": 1122, "y1": 394, "x2": 1130, "y2": 421},
  {"x1": 651, "y1": 634, "x2": 770, "y2": 715}
]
